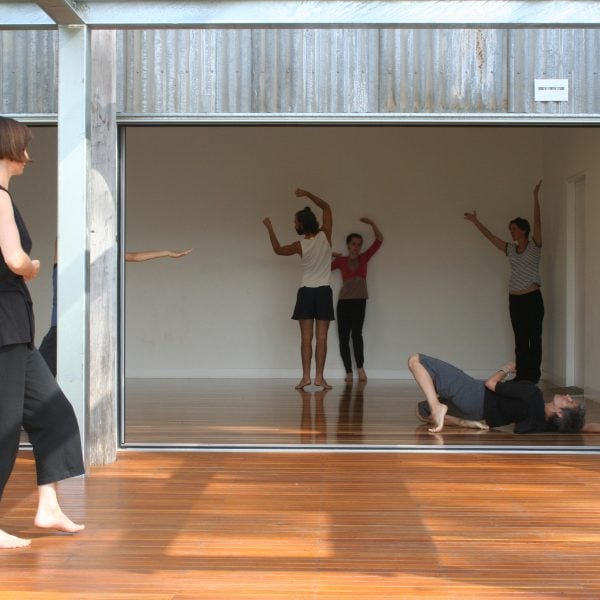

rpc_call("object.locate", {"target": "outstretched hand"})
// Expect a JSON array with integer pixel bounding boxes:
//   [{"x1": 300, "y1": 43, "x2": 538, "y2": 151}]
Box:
[
  {"x1": 262, "y1": 217, "x2": 273, "y2": 229},
  {"x1": 534, "y1": 179, "x2": 542, "y2": 197},
  {"x1": 463, "y1": 210, "x2": 478, "y2": 223},
  {"x1": 167, "y1": 248, "x2": 193, "y2": 258},
  {"x1": 359, "y1": 217, "x2": 373, "y2": 225},
  {"x1": 295, "y1": 188, "x2": 309, "y2": 198}
]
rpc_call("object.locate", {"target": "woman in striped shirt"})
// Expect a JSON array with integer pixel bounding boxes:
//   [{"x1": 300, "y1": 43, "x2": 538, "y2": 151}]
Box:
[{"x1": 464, "y1": 180, "x2": 543, "y2": 383}]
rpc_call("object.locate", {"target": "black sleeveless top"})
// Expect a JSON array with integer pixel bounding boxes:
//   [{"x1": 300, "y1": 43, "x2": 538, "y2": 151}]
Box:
[{"x1": 0, "y1": 184, "x2": 35, "y2": 347}]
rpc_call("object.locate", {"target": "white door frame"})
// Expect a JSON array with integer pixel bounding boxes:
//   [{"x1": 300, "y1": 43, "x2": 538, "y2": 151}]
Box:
[{"x1": 565, "y1": 173, "x2": 586, "y2": 388}]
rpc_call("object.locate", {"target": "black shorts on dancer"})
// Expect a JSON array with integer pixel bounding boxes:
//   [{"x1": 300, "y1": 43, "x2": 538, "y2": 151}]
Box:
[{"x1": 292, "y1": 286, "x2": 335, "y2": 321}]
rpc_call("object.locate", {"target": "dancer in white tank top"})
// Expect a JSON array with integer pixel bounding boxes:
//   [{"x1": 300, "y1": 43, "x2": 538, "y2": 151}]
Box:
[{"x1": 263, "y1": 188, "x2": 334, "y2": 390}]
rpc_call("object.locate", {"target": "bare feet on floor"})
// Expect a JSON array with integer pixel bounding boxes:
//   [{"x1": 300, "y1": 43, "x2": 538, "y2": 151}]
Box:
[
  {"x1": 357, "y1": 368, "x2": 367, "y2": 382},
  {"x1": 0, "y1": 529, "x2": 31, "y2": 549},
  {"x1": 461, "y1": 419, "x2": 490, "y2": 431},
  {"x1": 428, "y1": 403, "x2": 448, "y2": 433},
  {"x1": 295, "y1": 378, "x2": 311, "y2": 389},
  {"x1": 344, "y1": 373, "x2": 353, "y2": 383},
  {"x1": 34, "y1": 509, "x2": 85, "y2": 534},
  {"x1": 314, "y1": 378, "x2": 332, "y2": 390}
]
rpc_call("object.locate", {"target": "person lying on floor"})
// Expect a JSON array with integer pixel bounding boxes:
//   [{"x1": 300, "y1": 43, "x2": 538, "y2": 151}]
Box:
[{"x1": 407, "y1": 353, "x2": 598, "y2": 435}]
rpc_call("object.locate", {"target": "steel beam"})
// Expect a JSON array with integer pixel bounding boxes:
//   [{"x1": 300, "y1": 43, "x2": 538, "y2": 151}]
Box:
[
  {"x1": 36, "y1": 0, "x2": 84, "y2": 24},
  {"x1": 77, "y1": 1, "x2": 600, "y2": 28},
  {"x1": 1, "y1": 1, "x2": 600, "y2": 29},
  {"x1": 57, "y1": 24, "x2": 90, "y2": 456},
  {"x1": 0, "y1": 2, "x2": 54, "y2": 28}
]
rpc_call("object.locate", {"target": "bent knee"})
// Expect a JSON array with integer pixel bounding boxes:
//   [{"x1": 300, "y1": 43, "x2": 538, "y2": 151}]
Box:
[{"x1": 408, "y1": 353, "x2": 421, "y2": 369}]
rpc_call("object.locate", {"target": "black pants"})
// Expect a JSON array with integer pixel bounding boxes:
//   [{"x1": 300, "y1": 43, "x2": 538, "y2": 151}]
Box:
[
  {"x1": 38, "y1": 325, "x2": 57, "y2": 377},
  {"x1": 336, "y1": 299, "x2": 367, "y2": 374},
  {"x1": 509, "y1": 289, "x2": 544, "y2": 383},
  {"x1": 0, "y1": 343, "x2": 85, "y2": 499}
]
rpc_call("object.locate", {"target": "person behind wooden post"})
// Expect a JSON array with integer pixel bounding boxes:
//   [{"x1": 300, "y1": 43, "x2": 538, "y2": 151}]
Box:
[{"x1": 39, "y1": 244, "x2": 192, "y2": 376}]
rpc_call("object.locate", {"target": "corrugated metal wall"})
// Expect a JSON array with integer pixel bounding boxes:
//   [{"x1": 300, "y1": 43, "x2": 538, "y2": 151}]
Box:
[
  {"x1": 1, "y1": 30, "x2": 57, "y2": 114},
  {"x1": 2, "y1": 28, "x2": 599, "y2": 116}
]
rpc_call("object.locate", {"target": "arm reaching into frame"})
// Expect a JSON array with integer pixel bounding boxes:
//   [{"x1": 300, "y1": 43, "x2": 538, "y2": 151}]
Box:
[{"x1": 125, "y1": 248, "x2": 193, "y2": 262}]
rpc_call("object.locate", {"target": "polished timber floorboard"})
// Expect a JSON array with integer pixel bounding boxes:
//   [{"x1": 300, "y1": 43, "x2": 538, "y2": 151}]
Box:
[
  {"x1": 123, "y1": 378, "x2": 600, "y2": 448},
  {"x1": 3, "y1": 450, "x2": 600, "y2": 598}
]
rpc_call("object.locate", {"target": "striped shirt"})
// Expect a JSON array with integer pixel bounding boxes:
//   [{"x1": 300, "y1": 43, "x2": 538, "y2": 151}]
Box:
[{"x1": 506, "y1": 240, "x2": 541, "y2": 293}]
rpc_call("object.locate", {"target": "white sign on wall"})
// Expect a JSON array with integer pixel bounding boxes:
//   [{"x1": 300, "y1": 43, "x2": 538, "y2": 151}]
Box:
[{"x1": 534, "y1": 79, "x2": 569, "y2": 102}]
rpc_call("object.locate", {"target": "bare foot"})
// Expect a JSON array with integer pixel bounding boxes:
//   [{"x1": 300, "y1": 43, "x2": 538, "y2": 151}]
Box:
[
  {"x1": 34, "y1": 509, "x2": 85, "y2": 534},
  {"x1": 295, "y1": 378, "x2": 311, "y2": 390},
  {"x1": 428, "y1": 403, "x2": 448, "y2": 433},
  {"x1": 0, "y1": 529, "x2": 31, "y2": 549},
  {"x1": 357, "y1": 368, "x2": 367, "y2": 382},
  {"x1": 344, "y1": 373, "x2": 353, "y2": 383},
  {"x1": 314, "y1": 378, "x2": 332, "y2": 390},
  {"x1": 461, "y1": 419, "x2": 490, "y2": 431}
]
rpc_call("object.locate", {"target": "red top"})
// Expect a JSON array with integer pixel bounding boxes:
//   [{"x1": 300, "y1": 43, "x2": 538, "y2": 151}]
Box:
[{"x1": 331, "y1": 238, "x2": 382, "y2": 281}]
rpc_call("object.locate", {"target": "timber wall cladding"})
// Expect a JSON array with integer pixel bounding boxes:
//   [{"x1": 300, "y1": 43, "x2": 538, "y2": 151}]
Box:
[{"x1": 2, "y1": 28, "x2": 599, "y2": 115}]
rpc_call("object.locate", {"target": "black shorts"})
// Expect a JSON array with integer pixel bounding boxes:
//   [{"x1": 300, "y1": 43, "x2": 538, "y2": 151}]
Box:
[{"x1": 292, "y1": 286, "x2": 335, "y2": 321}]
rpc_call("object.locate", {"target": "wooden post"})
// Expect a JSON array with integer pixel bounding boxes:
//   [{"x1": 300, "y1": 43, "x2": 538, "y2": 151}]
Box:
[{"x1": 88, "y1": 29, "x2": 118, "y2": 464}]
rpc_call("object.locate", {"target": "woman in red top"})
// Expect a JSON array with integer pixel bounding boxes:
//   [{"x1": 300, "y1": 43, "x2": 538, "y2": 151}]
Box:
[{"x1": 332, "y1": 218, "x2": 383, "y2": 382}]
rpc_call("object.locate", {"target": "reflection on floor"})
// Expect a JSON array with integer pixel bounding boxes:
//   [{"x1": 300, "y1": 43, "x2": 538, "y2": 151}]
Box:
[{"x1": 124, "y1": 379, "x2": 600, "y2": 448}]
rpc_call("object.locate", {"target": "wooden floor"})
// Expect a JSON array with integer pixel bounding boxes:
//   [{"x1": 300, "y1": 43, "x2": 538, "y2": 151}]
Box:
[
  {"x1": 124, "y1": 378, "x2": 600, "y2": 449},
  {"x1": 2, "y1": 450, "x2": 600, "y2": 598}
]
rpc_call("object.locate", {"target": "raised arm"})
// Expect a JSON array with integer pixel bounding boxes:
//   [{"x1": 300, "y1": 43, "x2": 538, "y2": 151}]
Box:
[
  {"x1": 532, "y1": 179, "x2": 542, "y2": 246},
  {"x1": 262, "y1": 217, "x2": 301, "y2": 256},
  {"x1": 0, "y1": 189, "x2": 39, "y2": 280},
  {"x1": 464, "y1": 210, "x2": 507, "y2": 253},
  {"x1": 485, "y1": 361, "x2": 516, "y2": 392},
  {"x1": 360, "y1": 217, "x2": 384, "y2": 242},
  {"x1": 125, "y1": 248, "x2": 192, "y2": 262},
  {"x1": 295, "y1": 188, "x2": 332, "y2": 243}
]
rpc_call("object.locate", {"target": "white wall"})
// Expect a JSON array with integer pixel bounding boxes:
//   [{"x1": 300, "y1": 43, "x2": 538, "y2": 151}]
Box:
[
  {"x1": 16, "y1": 126, "x2": 596, "y2": 386},
  {"x1": 541, "y1": 128, "x2": 600, "y2": 399},
  {"x1": 124, "y1": 126, "x2": 544, "y2": 379}
]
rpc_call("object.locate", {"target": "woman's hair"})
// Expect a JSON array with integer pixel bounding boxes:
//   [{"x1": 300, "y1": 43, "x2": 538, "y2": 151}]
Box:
[
  {"x1": 0, "y1": 117, "x2": 32, "y2": 162},
  {"x1": 509, "y1": 217, "x2": 531, "y2": 238},
  {"x1": 346, "y1": 233, "x2": 363, "y2": 246},
  {"x1": 295, "y1": 206, "x2": 320, "y2": 235},
  {"x1": 553, "y1": 405, "x2": 586, "y2": 434}
]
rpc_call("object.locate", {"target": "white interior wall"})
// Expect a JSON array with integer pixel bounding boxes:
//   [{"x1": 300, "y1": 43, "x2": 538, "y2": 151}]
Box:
[
  {"x1": 125, "y1": 126, "x2": 544, "y2": 379},
  {"x1": 16, "y1": 126, "x2": 597, "y2": 387},
  {"x1": 541, "y1": 128, "x2": 600, "y2": 399}
]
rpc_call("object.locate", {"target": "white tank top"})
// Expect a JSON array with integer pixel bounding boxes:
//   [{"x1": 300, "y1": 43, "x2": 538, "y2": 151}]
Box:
[{"x1": 300, "y1": 230, "x2": 331, "y2": 288}]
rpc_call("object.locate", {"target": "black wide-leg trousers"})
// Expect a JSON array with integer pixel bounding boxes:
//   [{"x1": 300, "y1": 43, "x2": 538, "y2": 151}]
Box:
[
  {"x1": 0, "y1": 343, "x2": 85, "y2": 499},
  {"x1": 509, "y1": 289, "x2": 545, "y2": 383}
]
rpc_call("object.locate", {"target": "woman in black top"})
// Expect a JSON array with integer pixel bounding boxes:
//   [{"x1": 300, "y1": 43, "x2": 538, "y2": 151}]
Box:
[{"x1": 0, "y1": 117, "x2": 85, "y2": 549}]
